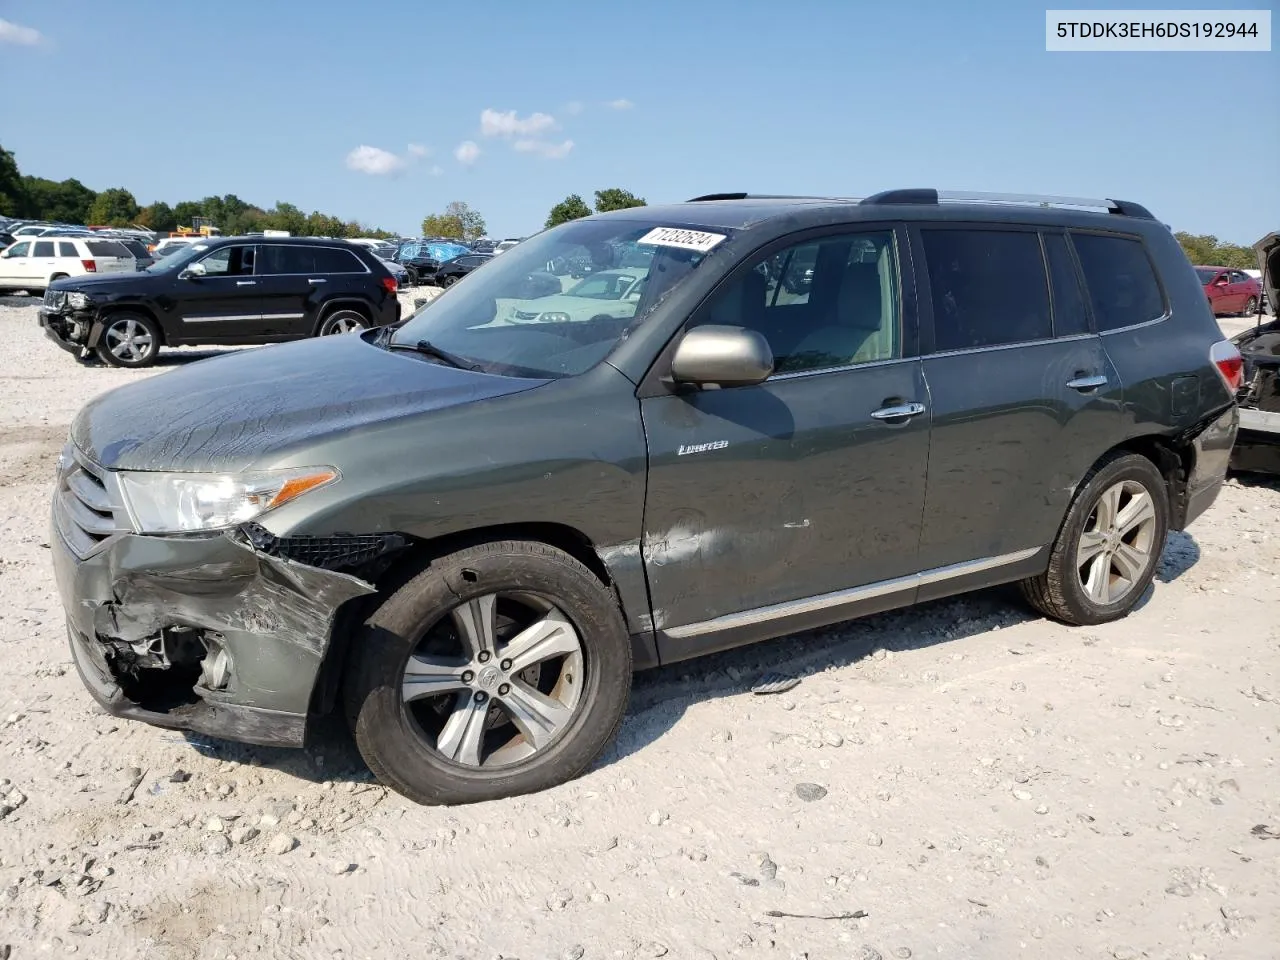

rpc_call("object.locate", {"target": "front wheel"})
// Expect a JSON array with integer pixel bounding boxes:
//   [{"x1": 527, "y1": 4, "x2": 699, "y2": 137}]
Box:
[
  {"x1": 1242, "y1": 296, "x2": 1258, "y2": 317},
  {"x1": 96, "y1": 313, "x2": 161, "y2": 368},
  {"x1": 441, "y1": 275, "x2": 458, "y2": 287},
  {"x1": 345, "y1": 540, "x2": 632, "y2": 805},
  {"x1": 1020, "y1": 452, "x2": 1169, "y2": 625},
  {"x1": 317, "y1": 309, "x2": 368, "y2": 336}
]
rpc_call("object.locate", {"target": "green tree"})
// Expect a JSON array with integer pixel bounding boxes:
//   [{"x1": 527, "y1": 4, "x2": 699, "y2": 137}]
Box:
[
  {"x1": 171, "y1": 201, "x2": 204, "y2": 230},
  {"x1": 21, "y1": 177, "x2": 96, "y2": 223},
  {"x1": 136, "y1": 201, "x2": 176, "y2": 232},
  {"x1": 422, "y1": 201, "x2": 486, "y2": 241},
  {"x1": 1174, "y1": 231, "x2": 1255, "y2": 270},
  {"x1": 593, "y1": 187, "x2": 646, "y2": 213},
  {"x1": 264, "y1": 201, "x2": 306, "y2": 236},
  {"x1": 0, "y1": 144, "x2": 25, "y2": 218},
  {"x1": 546, "y1": 194, "x2": 592, "y2": 229},
  {"x1": 86, "y1": 187, "x2": 140, "y2": 226},
  {"x1": 304, "y1": 211, "x2": 345, "y2": 237}
]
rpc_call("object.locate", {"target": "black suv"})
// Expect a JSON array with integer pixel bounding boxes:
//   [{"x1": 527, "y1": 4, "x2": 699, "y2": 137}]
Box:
[
  {"x1": 39, "y1": 236, "x2": 400, "y2": 367},
  {"x1": 52, "y1": 189, "x2": 1240, "y2": 805}
]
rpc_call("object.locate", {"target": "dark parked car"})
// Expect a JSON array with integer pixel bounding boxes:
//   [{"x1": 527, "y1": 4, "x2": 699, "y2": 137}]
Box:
[
  {"x1": 115, "y1": 237, "x2": 155, "y2": 270},
  {"x1": 435, "y1": 252, "x2": 493, "y2": 286},
  {"x1": 1229, "y1": 231, "x2": 1280, "y2": 474},
  {"x1": 52, "y1": 189, "x2": 1238, "y2": 805},
  {"x1": 39, "y1": 236, "x2": 400, "y2": 367}
]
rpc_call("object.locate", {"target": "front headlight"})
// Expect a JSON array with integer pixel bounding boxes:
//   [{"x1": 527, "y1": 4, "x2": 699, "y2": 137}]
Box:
[
  {"x1": 539, "y1": 312, "x2": 571, "y2": 323},
  {"x1": 118, "y1": 466, "x2": 339, "y2": 534},
  {"x1": 67, "y1": 292, "x2": 92, "y2": 310}
]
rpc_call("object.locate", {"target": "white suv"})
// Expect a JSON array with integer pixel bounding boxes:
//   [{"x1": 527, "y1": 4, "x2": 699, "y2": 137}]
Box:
[
  {"x1": 0, "y1": 238, "x2": 135, "y2": 293},
  {"x1": 0, "y1": 237, "x2": 134, "y2": 293}
]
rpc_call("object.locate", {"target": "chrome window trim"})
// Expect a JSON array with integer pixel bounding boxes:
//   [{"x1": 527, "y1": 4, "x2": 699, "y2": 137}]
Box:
[
  {"x1": 664, "y1": 547, "x2": 1042, "y2": 639},
  {"x1": 922, "y1": 332, "x2": 1095, "y2": 360},
  {"x1": 768, "y1": 355, "x2": 915, "y2": 381}
]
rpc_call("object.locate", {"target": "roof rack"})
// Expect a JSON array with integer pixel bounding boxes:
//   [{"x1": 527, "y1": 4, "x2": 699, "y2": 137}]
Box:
[
  {"x1": 859, "y1": 189, "x2": 1154, "y2": 219},
  {"x1": 687, "y1": 193, "x2": 859, "y2": 203}
]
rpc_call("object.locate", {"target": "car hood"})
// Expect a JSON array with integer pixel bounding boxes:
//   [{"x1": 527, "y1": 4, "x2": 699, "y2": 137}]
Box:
[
  {"x1": 1256, "y1": 231, "x2": 1278, "y2": 310},
  {"x1": 71, "y1": 334, "x2": 549, "y2": 472},
  {"x1": 505, "y1": 293, "x2": 620, "y2": 318},
  {"x1": 51, "y1": 271, "x2": 165, "y2": 292}
]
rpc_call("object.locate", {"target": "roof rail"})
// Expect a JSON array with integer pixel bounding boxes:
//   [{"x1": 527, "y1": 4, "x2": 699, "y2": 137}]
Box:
[
  {"x1": 686, "y1": 193, "x2": 859, "y2": 203},
  {"x1": 860, "y1": 189, "x2": 1154, "y2": 219}
]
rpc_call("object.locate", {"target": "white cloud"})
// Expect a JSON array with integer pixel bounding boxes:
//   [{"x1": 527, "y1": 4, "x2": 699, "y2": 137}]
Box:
[
  {"x1": 564, "y1": 101, "x2": 584, "y2": 116},
  {"x1": 345, "y1": 144, "x2": 407, "y2": 176},
  {"x1": 513, "y1": 139, "x2": 575, "y2": 160},
  {"x1": 406, "y1": 143, "x2": 430, "y2": 158},
  {"x1": 455, "y1": 141, "x2": 481, "y2": 166},
  {"x1": 607, "y1": 99, "x2": 634, "y2": 110},
  {"x1": 0, "y1": 18, "x2": 43, "y2": 45},
  {"x1": 428, "y1": 165, "x2": 444, "y2": 176},
  {"x1": 480, "y1": 108, "x2": 558, "y2": 139}
]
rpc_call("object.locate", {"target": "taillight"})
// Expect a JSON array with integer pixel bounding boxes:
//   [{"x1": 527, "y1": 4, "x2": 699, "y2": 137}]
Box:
[
  {"x1": 381, "y1": 276, "x2": 397, "y2": 294},
  {"x1": 81, "y1": 259, "x2": 97, "y2": 273},
  {"x1": 1210, "y1": 339, "x2": 1244, "y2": 393}
]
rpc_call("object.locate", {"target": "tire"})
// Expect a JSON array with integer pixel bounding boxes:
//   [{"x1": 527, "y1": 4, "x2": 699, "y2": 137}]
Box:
[
  {"x1": 317, "y1": 308, "x2": 369, "y2": 336},
  {"x1": 95, "y1": 312, "x2": 161, "y2": 368},
  {"x1": 442, "y1": 274, "x2": 458, "y2": 287},
  {"x1": 50, "y1": 273, "x2": 68, "y2": 283},
  {"x1": 1020, "y1": 452, "x2": 1169, "y2": 626},
  {"x1": 1242, "y1": 296, "x2": 1258, "y2": 317},
  {"x1": 345, "y1": 540, "x2": 632, "y2": 805}
]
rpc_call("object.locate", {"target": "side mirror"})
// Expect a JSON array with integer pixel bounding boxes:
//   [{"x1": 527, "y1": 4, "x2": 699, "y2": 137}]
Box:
[
  {"x1": 1214, "y1": 276, "x2": 1229, "y2": 286},
  {"x1": 179, "y1": 261, "x2": 206, "y2": 279},
  {"x1": 670, "y1": 325, "x2": 774, "y2": 388}
]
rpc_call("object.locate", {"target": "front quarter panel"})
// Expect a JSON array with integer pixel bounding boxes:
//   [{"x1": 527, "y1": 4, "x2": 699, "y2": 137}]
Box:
[{"x1": 257, "y1": 362, "x2": 652, "y2": 634}]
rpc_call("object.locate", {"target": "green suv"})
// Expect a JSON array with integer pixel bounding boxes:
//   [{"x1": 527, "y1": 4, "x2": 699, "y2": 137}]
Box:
[{"x1": 52, "y1": 190, "x2": 1241, "y2": 804}]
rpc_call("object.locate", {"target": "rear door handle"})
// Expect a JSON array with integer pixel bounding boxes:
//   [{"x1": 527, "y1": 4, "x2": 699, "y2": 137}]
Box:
[
  {"x1": 1066, "y1": 374, "x2": 1108, "y2": 391},
  {"x1": 307, "y1": 278, "x2": 328, "y2": 284},
  {"x1": 870, "y1": 401, "x2": 927, "y2": 421},
  {"x1": 236, "y1": 280, "x2": 256, "y2": 287}
]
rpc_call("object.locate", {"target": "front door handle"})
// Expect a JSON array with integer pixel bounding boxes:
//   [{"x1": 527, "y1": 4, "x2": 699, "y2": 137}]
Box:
[
  {"x1": 236, "y1": 280, "x2": 256, "y2": 287},
  {"x1": 870, "y1": 401, "x2": 927, "y2": 421},
  {"x1": 1066, "y1": 374, "x2": 1108, "y2": 391},
  {"x1": 307, "y1": 278, "x2": 328, "y2": 284}
]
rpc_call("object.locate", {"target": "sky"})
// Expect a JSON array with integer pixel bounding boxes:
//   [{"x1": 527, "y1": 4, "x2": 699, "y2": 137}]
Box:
[{"x1": 1, "y1": 0, "x2": 1276, "y2": 242}]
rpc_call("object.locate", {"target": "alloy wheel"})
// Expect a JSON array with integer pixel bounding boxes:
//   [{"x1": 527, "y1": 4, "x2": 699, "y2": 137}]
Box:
[
  {"x1": 401, "y1": 592, "x2": 585, "y2": 768},
  {"x1": 104, "y1": 318, "x2": 154, "y2": 363},
  {"x1": 1075, "y1": 479, "x2": 1158, "y2": 605}
]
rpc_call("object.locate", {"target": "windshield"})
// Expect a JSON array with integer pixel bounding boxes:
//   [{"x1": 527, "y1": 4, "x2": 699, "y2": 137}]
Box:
[
  {"x1": 146, "y1": 242, "x2": 208, "y2": 272},
  {"x1": 1194, "y1": 267, "x2": 1220, "y2": 284},
  {"x1": 390, "y1": 218, "x2": 726, "y2": 378}
]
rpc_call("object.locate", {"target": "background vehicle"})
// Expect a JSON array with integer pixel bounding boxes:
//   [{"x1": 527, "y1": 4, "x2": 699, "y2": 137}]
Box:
[
  {"x1": 38, "y1": 235, "x2": 400, "y2": 367},
  {"x1": 434, "y1": 252, "x2": 493, "y2": 286},
  {"x1": 396, "y1": 240, "x2": 470, "y2": 285},
  {"x1": 377, "y1": 255, "x2": 409, "y2": 288},
  {"x1": 0, "y1": 236, "x2": 134, "y2": 292},
  {"x1": 152, "y1": 236, "x2": 203, "y2": 260},
  {"x1": 1229, "y1": 231, "x2": 1280, "y2": 473},
  {"x1": 50, "y1": 190, "x2": 1238, "y2": 807},
  {"x1": 493, "y1": 237, "x2": 522, "y2": 254},
  {"x1": 1196, "y1": 265, "x2": 1262, "y2": 317},
  {"x1": 499, "y1": 268, "x2": 644, "y2": 323}
]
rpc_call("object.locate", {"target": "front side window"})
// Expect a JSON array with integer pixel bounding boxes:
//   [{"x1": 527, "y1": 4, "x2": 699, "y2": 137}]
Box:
[
  {"x1": 33, "y1": 241, "x2": 55, "y2": 258},
  {"x1": 197, "y1": 245, "x2": 255, "y2": 276},
  {"x1": 391, "y1": 218, "x2": 723, "y2": 378},
  {"x1": 922, "y1": 228, "x2": 1051, "y2": 351},
  {"x1": 693, "y1": 229, "x2": 901, "y2": 374},
  {"x1": 1194, "y1": 267, "x2": 1221, "y2": 285},
  {"x1": 1071, "y1": 233, "x2": 1165, "y2": 332},
  {"x1": 5, "y1": 241, "x2": 30, "y2": 258}
]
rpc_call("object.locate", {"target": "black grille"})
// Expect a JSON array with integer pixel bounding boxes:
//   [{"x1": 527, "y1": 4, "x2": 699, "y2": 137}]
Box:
[{"x1": 240, "y1": 523, "x2": 407, "y2": 571}]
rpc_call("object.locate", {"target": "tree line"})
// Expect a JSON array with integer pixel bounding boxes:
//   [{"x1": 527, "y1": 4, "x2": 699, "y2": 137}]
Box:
[
  {"x1": 1173, "y1": 232, "x2": 1259, "y2": 271},
  {"x1": 545, "y1": 188, "x2": 646, "y2": 228},
  {"x1": 0, "y1": 143, "x2": 394, "y2": 238}
]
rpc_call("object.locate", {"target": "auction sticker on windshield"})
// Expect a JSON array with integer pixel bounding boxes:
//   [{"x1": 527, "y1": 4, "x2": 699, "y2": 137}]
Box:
[{"x1": 637, "y1": 227, "x2": 727, "y2": 253}]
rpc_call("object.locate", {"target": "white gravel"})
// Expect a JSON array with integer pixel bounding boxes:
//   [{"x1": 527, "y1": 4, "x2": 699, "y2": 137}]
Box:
[{"x1": 0, "y1": 294, "x2": 1277, "y2": 959}]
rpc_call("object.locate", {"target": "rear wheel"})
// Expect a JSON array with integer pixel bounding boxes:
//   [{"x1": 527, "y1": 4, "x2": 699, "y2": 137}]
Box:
[
  {"x1": 317, "y1": 308, "x2": 368, "y2": 336},
  {"x1": 442, "y1": 274, "x2": 458, "y2": 287},
  {"x1": 1020, "y1": 452, "x2": 1169, "y2": 625},
  {"x1": 1242, "y1": 296, "x2": 1258, "y2": 317},
  {"x1": 345, "y1": 540, "x2": 632, "y2": 805},
  {"x1": 50, "y1": 273, "x2": 68, "y2": 283},
  {"x1": 95, "y1": 313, "x2": 161, "y2": 368}
]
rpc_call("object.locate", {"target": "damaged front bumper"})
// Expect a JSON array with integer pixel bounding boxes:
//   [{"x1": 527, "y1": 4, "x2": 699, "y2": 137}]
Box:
[
  {"x1": 52, "y1": 509, "x2": 378, "y2": 748},
  {"x1": 38, "y1": 306, "x2": 96, "y2": 355}
]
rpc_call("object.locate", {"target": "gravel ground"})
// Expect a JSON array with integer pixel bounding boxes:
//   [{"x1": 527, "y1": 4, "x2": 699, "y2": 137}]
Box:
[{"x1": 1, "y1": 296, "x2": 1278, "y2": 960}]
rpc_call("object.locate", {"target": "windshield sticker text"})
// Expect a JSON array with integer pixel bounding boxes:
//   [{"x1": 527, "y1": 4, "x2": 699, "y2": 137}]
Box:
[{"x1": 637, "y1": 228, "x2": 727, "y2": 254}]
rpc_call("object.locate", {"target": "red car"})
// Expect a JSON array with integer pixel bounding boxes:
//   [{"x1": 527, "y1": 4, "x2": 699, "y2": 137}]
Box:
[{"x1": 1196, "y1": 265, "x2": 1262, "y2": 317}]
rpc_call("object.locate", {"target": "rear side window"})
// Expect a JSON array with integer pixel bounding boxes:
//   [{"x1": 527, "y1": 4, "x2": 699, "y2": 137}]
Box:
[
  {"x1": 1043, "y1": 234, "x2": 1090, "y2": 336},
  {"x1": 86, "y1": 240, "x2": 129, "y2": 258},
  {"x1": 921, "y1": 228, "x2": 1051, "y2": 351},
  {"x1": 311, "y1": 247, "x2": 365, "y2": 274},
  {"x1": 58, "y1": 242, "x2": 79, "y2": 258},
  {"x1": 257, "y1": 245, "x2": 314, "y2": 274},
  {"x1": 33, "y1": 241, "x2": 55, "y2": 257},
  {"x1": 1070, "y1": 233, "x2": 1165, "y2": 331}
]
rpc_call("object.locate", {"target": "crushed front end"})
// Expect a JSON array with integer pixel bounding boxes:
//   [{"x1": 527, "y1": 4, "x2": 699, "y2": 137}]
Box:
[
  {"x1": 1231, "y1": 319, "x2": 1280, "y2": 474},
  {"x1": 50, "y1": 443, "x2": 390, "y2": 747},
  {"x1": 38, "y1": 289, "x2": 96, "y2": 356}
]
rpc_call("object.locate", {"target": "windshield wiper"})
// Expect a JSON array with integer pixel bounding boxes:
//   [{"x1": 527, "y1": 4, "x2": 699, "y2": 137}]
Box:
[{"x1": 390, "y1": 338, "x2": 483, "y2": 371}]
